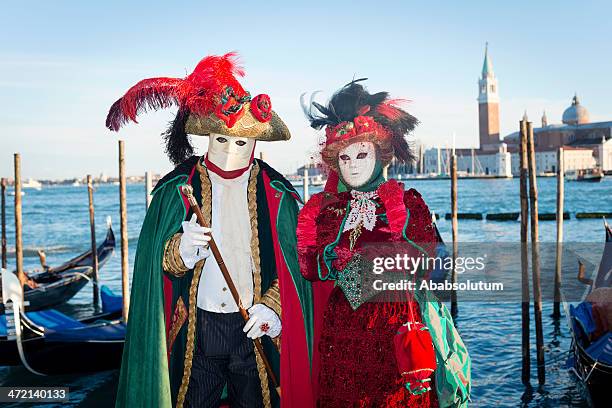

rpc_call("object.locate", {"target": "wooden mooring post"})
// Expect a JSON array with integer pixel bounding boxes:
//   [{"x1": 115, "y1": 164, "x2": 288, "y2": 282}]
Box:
[
  {"x1": 527, "y1": 121, "x2": 545, "y2": 384},
  {"x1": 302, "y1": 168, "x2": 309, "y2": 203},
  {"x1": 553, "y1": 148, "x2": 564, "y2": 319},
  {"x1": 1, "y1": 178, "x2": 7, "y2": 269},
  {"x1": 14, "y1": 154, "x2": 25, "y2": 288},
  {"x1": 519, "y1": 118, "x2": 531, "y2": 385},
  {"x1": 87, "y1": 175, "x2": 100, "y2": 307},
  {"x1": 450, "y1": 153, "x2": 458, "y2": 318},
  {"x1": 145, "y1": 171, "x2": 153, "y2": 210},
  {"x1": 119, "y1": 141, "x2": 130, "y2": 322}
]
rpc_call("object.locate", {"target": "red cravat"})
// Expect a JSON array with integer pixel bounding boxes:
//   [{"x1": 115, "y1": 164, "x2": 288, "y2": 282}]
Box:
[{"x1": 204, "y1": 152, "x2": 254, "y2": 179}]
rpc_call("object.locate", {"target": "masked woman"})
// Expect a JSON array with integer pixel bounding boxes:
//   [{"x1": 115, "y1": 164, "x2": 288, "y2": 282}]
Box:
[{"x1": 297, "y1": 80, "x2": 470, "y2": 408}]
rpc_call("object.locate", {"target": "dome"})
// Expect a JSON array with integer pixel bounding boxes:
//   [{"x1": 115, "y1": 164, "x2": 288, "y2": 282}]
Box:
[{"x1": 562, "y1": 94, "x2": 590, "y2": 125}]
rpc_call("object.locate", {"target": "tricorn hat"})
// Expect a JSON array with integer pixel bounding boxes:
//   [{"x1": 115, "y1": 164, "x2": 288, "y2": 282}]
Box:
[{"x1": 106, "y1": 52, "x2": 290, "y2": 165}]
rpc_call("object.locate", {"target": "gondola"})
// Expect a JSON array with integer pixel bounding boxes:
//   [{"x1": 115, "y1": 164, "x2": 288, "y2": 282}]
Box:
[
  {"x1": 1, "y1": 269, "x2": 125, "y2": 374},
  {"x1": 0, "y1": 218, "x2": 115, "y2": 313},
  {"x1": 564, "y1": 219, "x2": 612, "y2": 407}
]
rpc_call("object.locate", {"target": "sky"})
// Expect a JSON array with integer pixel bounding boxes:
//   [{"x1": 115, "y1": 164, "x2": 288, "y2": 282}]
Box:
[{"x1": 1, "y1": 1, "x2": 611, "y2": 179}]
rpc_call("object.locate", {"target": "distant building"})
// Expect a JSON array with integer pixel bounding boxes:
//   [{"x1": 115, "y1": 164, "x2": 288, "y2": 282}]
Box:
[
  {"x1": 423, "y1": 144, "x2": 511, "y2": 177},
  {"x1": 509, "y1": 146, "x2": 596, "y2": 175},
  {"x1": 296, "y1": 163, "x2": 324, "y2": 177},
  {"x1": 421, "y1": 44, "x2": 610, "y2": 177},
  {"x1": 478, "y1": 43, "x2": 501, "y2": 152},
  {"x1": 504, "y1": 94, "x2": 612, "y2": 173},
  {"x1": 423, "y1": 44, "x2": 511, "y2": 177}
]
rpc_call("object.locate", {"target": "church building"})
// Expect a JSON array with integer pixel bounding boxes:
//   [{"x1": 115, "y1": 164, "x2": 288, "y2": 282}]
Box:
[
  {"x1": 421, "y1": 45, "x2": 610, "y2": 177},
  {"x1": 423, "y1": 44, "x2": 512, "y2": 177}
]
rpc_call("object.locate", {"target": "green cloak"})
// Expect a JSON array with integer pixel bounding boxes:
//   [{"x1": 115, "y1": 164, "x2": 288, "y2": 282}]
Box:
[{"x1": 115, "y1": 157, "x2": 314, "y2": 408}]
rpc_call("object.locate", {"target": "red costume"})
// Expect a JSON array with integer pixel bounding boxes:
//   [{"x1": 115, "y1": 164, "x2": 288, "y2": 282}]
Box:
[
  {"x1": 298, "y1": 80, "x2": 441, "y2": 407},
  {"x1": 299, "y1": 182, "x2": 440, "y2": 407}
]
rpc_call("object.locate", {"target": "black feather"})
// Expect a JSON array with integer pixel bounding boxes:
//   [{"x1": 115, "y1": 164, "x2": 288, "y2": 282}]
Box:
[
  {"x1": 304, "y1": 78, "x2": 419, "y2": 163},
  {"x1": 163, "y1": 108, "x2": 194, "y2": 166}
]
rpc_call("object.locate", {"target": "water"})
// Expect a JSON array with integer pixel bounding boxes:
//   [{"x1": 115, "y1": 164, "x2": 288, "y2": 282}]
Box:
[{"x1": 1, "y1": 177, "x2": 610, "y2": 407}]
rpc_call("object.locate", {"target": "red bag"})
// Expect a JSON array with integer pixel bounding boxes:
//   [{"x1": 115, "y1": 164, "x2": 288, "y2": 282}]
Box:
[{"x1": 393, "y1": 320, "x2": 437, "y2": 395}]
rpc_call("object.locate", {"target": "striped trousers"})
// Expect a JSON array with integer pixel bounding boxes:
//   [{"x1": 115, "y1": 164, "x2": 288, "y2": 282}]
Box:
[{"x1": 185, "y1": 309, "x2": 263, "y2": 408}]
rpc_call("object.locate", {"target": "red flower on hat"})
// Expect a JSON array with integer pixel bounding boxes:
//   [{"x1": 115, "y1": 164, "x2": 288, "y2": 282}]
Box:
[
  {"x1": 250, "y1": 94, "x2": 272, "y2": 123},
  {"x1": 213, "y1": 86, "x2": 251, "y2": 127},
  {"x1": 324, "y1": 115, "x2": 390, "y2": 147},
  {"x1": 353, "y1": 115, "x2": 375, "y2": 132}
]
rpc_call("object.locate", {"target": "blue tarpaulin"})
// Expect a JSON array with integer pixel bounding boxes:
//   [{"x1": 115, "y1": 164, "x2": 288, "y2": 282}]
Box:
[
  {"x1": 101, "y1": 285, "x2": 122, "y2": 314},
  {"x1": 585, "y1": 332, "x2": 612, "y2": 365},
  {"x1": 570, "y1": 302, "x2": 597, "y2": 337},
  {"x1": 45, "y1": 322, "x2": 126, "y2": 342},
  {"x1": 1, "y1": 286, "x2": 122, "y2": 339},
  {"x1": 1, "y1": 309, "x2": 85, "y2": 336}
]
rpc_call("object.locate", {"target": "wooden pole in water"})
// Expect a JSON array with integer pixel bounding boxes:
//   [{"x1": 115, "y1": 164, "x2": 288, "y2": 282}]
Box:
[
  {"x1": 450, "y1": 153, "x2": 458, "y2": 317},
  {"x1": 145, "y1": 171, "x2": 153, "y2": 210},
  {"x1": 1, "y1": 178, "x2": 7, "y2": 269},
  {"x1": 13, "y1": 154, "x2": 25, "y2": 288},
  {"x1": 302, "y1": 167, "x2": 309, "y2": 203},
  {"x1": 87, "y1": 175, "x2": 100, "y2": 307},
  {"x1": 519, "y1": 118, "x2": 531, "y2": 385},
  {"x1": 418, "y1": 145, "x2": 424, "y2": 174},
  {"x1": 553, "y1": 148, "x2": 564, "y2": 319},
  {"x1": 119, "y1": 141, "x2": 130, "y2": 322},
  {"x1": 471, "y1": 148, "x2": 475, "y2": 176},
  {"x1": 527, "y1": 121, "x2": 545, "y2": 384}
]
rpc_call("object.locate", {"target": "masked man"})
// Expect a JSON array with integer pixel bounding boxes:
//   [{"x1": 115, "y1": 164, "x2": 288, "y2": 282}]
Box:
[{"x1": 106, "y1": 53, "x2": 314, "y2": 408}]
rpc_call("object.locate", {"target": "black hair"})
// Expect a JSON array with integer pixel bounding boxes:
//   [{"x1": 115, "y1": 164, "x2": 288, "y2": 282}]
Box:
[{"x1": 163, "y1": 108, "x2": 194, "y2": 166}]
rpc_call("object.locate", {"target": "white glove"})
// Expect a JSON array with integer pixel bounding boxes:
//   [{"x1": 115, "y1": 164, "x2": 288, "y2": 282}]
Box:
[
  {"x1": 179, "y1": 214, "x2": 211, "y2": 269},
  {"x1": 243, "y1": 303, "x2": 281, "y2": 339}
]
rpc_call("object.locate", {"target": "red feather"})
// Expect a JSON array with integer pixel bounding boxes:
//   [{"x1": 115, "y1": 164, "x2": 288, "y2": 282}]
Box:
[
  {"x1": 376, "y1": 99, "x2": 409, "y2": 121},
  {"x1": 106, "y1": 77, "x2": 183, "y2": 131},
  {"x1": 106, "y1": 52, "x2": 248, "y2": 131},
  {"x1": 182, "y1": 52, "x2": 247, "y2": 117}
]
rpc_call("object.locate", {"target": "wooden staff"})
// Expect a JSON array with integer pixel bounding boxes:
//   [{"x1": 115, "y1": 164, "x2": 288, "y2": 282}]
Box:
[
  {"x1": 519, "y1": 118, "x2": 530, "y2": 385},
  {"x1": 181, "y1": 184, "x2": 281, "y2": 397},
  {"x1": 119, "y1": 141, "x2": 130, "y2": 322},
  {"x1": 553, "y1": 148, "x2": 564, "y2": 319},
  {"x1": 14, "y1": 154, "x2": 25, "y2": 288},
  {"x1": 527, "y1": 121, "x2": 545, "y2": 384},
  {"x1": 1, "y1": 178, "x2": 7, "y2": 269},
  {"x1": 450, "y1": 153, "x2": 458, "y2": 318},
  {"x1": 87, "y1": 175, "x2": 100, "y2": 307}
]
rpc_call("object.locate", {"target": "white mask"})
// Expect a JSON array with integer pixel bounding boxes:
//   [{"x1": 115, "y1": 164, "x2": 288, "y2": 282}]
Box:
[
  {"x1": 338, "y1": 141, "x2": 377, "y2": 189},
  {"x1": 207, "y1": 134, "x2": 255, "y2": 171}
]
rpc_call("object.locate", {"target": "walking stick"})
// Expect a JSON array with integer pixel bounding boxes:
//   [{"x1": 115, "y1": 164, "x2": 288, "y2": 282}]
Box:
[{"x1": 181, "y1": 185, "x2": 281, "y2": 397}]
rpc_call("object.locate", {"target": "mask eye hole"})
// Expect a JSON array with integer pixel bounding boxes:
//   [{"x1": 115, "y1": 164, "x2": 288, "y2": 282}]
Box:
[
  {"x1": 235, "y1": 140, "x2": 247, "y2": 146},
  {"x1": 356, "y1": 152, "x2": 368, "y2": 159},
  {"x1": 339, "y1": 154, "x2": 350, "y2": 161},
  {"x1": 216, "y1": 136, "x2": 228, "y2": 143}
]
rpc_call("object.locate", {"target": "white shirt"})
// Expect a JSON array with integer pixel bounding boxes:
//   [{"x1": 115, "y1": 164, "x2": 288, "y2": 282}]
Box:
[{"x1": 197, "y1": 165, "x2": 255, "y2": 313}]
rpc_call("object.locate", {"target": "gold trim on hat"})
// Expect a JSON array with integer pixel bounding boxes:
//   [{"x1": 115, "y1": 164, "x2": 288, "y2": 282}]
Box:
[{"x1": 185, "y1": 102, "x2": 290, "y2": 141}]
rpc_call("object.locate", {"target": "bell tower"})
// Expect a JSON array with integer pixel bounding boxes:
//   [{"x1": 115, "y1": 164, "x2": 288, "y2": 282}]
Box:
[{"x1": 478, "y1": 43, "x2": 500, "y2": 151}]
